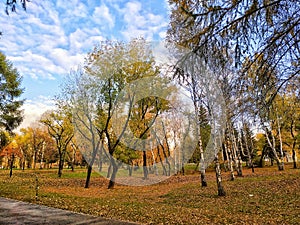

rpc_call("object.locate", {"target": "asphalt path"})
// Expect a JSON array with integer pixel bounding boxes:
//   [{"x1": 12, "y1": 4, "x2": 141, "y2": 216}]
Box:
[{"x1": 0, "y1": 197, "x2": 138, "y2": 225}]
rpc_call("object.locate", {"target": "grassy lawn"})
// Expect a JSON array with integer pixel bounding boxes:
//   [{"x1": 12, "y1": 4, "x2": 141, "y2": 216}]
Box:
[{"x1": 0, "y1": 164, "x2": 299, "y2": 224}]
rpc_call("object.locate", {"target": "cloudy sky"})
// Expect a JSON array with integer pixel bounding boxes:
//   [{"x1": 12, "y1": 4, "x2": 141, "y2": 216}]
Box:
[{"x1": 0, "y1": 0, "x2": 169, "y2": 129}]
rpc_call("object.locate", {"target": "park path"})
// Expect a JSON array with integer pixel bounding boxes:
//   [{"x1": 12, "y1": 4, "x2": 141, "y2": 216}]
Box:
[{"x1": 0, "y1": 197, "x2": 138, "y2": 225}]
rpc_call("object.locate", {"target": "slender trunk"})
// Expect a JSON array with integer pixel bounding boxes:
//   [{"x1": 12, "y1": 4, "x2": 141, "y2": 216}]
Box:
[
  {"x1": 292, "y1": 148, "x2": 297, "y2": 169},
  {"x1": 200, "y1": 160, "x2": 207, "y2": 186},
  {"x1": 181, "y1": 148, "x2": 185, "y2": 175},
  {"x1": 181, "y1": 162, "x2": 185, "y2": 175},
  {"x1": 84, "y1": 142, "x2": 98, "y2": 188},
  {"x1": 290, "y1": 121, "x2": 297, "y2": 169},
  {"x1": 158, "y1": 147, "x2": 167, "y2": 175},
  {"x1": 143, "y1": 151, "x2": 148, "y2": 179},
  {"x1": 199, "y1": 135, "x2": 207, "y2": 186},
  {"x1": 231, "y1": 130, "x2": 242, "y2": 176},
  {"x1": 237, "y1": 154, "x2": 243, "y2": 176},
  {"x1": 227, "y1": 146, "x2": 235, "y2": 181},
  {"x1": 58, "y1": 150, "x2": 65, "y2": 178},
  {"x1": 155, "y1": 137, "x2": 167, "y2": 175},
  {"x1": 33, "y1": 149, "x2": 37, "y2": 169},
  {"x1": 107, "y1": 162, "x2": 112, "y2": 178},
  {"x1": 71, "y1": 147, "x2": 76, "y2": 172},
  {"x1": 243, "y1": 129, "x2": 254, "y2": 173},
  {"x1": 150, "y1": 150, "x2": 158, "y2": 176},
  {"x1": 161, "y1": 144, "x2": 171, "y2": 176},
  {"x1": 9, "y1": 154, "x2": 14, "y2": 178},
  {"x1": 98, "y1": 145, "x2": 103, "y2": 172},
  {"x1": 128, "y1": 163, "x2": 133, "y2": 176},
  {"x1": 259, "y1": 147, "x2": 266, "y2": 167},
  {"x1": 58, "y1": 158, "x2": 64, "y2": 178},
  {"x1": 276, "y1": 113, "x2": 284, "y2": 160},
  {"x1": 40, "y1": 142, "x2": 45, "y2": 169},
  {"x1": 265, "y1": 128, "x2": 284, "y2": 171},
  {"x1": 108, "y1": 156, "x2": 118, "y2": 189},
  {"x1": 85, "y1": 165, "x2": 92, "y2": 188},
  {"x1": 215, "y1": 156, "x2": 226, "y2": 196}
]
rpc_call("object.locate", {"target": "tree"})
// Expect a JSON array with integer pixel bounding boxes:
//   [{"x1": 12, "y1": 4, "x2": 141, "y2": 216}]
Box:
[
  {"x1": 40, "y1": 108, "x2": 74, "y2": 177},
  {"x1": 62, "y1": 69, "x2": 103, "y2": 188},
  {"x1": 167, "y1": 0, "x2": 300, "y2": 105},
  {"x1": 81, "y1": 38, "x2": 172, "y2": 189},
  {"x1": 171, "y1": 48, "x2": 227, "y2": 195},
  {"x1": 275, "y1": 91, "x2": 300, "y2": 169},
  {"x1": 5, "y1": 0, "x2": 28, "y2": 15},
  {"x1": 0, "y1": 52, "x2": 24, "y2": 132},
  {"x1": 17, "y1": 124, "x2": 57, "y2": 170}
]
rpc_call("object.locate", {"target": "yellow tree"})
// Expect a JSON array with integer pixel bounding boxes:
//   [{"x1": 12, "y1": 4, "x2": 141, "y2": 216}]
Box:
[
  {"x1": 40, "y1": 108, "x2": 74, "y2": 177},
  {"x1": 276, "y1": 90, "x2": 300, "y2": 168},
  {"x1": 80, "y1": 38, "x2": 172, "y2": 189}
]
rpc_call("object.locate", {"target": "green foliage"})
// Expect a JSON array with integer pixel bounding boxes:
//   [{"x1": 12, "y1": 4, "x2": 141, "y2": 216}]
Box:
[{"x1": 0, "y1": 52, "x2": 24, "y2": 132}]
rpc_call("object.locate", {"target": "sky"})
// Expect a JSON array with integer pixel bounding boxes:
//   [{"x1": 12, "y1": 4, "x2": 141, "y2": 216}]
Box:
[{"x1": 0, "y1": 0, "x2": 170, "y2": 129}]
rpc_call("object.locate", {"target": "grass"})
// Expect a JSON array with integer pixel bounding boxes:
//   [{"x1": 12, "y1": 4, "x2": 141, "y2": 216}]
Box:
[{"x1": 0, "y1": 164, "x2": 299, "y2": 224}]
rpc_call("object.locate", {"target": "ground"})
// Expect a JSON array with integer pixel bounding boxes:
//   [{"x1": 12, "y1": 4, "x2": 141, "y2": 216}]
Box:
[{"x1": 0, "y1": 164, "x2": 299, "y2": 224}]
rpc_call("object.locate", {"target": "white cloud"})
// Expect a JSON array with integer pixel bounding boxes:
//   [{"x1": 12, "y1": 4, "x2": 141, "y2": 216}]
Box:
[
  {"x1": 0, "y1": 0, "x2": 169, "y2": 130},
  {"x1": 93, "y1": 4, "x2": 115, "y2": 29},
  {"x1": 18, "y1": 96, "x2": 56, "y2": 130},
  {"x1": 120, "y1": 1, "x2": 168, "y2": 41}
]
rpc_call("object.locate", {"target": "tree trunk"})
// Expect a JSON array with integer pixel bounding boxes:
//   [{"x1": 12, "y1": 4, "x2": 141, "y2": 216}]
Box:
[
  {"x1": 181, "y1": 162, "x2": 185, "y2": 175},
  {"x1": 199, "y1": 138, "x2": 207, "y2": 186},
  {"x1": 107, "y1": 163, "x2": 112, "y2": 178},
  {"x1": 290, "y1": 121, "x2": 297, "y2": 169},
  {"x1": 292, "y1": 148, "x2": 297, "y2": 169},
  {"x1": 243, "y1": 129, "x2": 254, "y2": 173},
  {"x1": 143, "y1": 151, "x2": 148, "y2": 179},
  {"x1": 85, "y1": 165, "x2": 92, "y2": 188},
  {"x1": 58, "y1": 152, "x2": 64, "y2": 178},
  {"x1": 128, "y1": 164, "x2": 133, "y2": 176},
  {"x1": 227, "y1": 148, "x2": 235, "y2": 181},
  {"x1": 276, "y1": 159, "x2": 284, "y2": 171},
  {"x1": 108, "y1": 157, "x2": 118, "y2": 189},
  {"x1": 200, "y1": 163, "x2": 207, "y2": 187},
  {"x1": 84, "y1": 141, "x2": 98, "y2": 188},
  {"x1": 237, "y1": 155, "x2": 243, "y2": 176},
  {"x1": 231, "y1": 130, "x2": 243, "y2": 176},
  {"x1": 224, "y1": 141, "x2": 235, "y2": 181},
  {"x1": 9, "y1": 154, "x2": 14, "y2": 178},
  {"x1": 215, "y1": 156, "x2": 226, "y2": 196},
  {"x1": 259, "y1": 147, "x2": 266, "y2": 167},
  {"x1": 265, "y1": 128, "x2": 284, "y2": 171}
]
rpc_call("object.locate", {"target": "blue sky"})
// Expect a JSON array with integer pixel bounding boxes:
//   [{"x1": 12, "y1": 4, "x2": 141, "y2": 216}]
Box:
[{"x1": 0, "y1": 0, "x2": 169, "y2": 128}]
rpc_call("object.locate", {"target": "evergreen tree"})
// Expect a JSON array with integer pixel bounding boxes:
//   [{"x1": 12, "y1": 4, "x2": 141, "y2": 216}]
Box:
[{"x1": 0, "y1": 52, "x2": 24, "y2": 133}]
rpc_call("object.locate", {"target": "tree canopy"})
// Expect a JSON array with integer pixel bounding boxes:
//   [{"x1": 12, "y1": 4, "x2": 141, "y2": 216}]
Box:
[
  {"x1": 167, "y1": 0, "x2": 300, "y2": 105},
  {"x1": 5, "y1": 0, "x2": 28, "y2": 15},
  {"x1": 0, "y1": 51, "x2": 24, "y2": 132}
]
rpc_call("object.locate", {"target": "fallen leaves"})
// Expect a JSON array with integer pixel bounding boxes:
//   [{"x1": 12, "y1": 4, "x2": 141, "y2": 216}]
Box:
[{"x1": 0, "y1": 164, "x2": 299, "y2": 224}]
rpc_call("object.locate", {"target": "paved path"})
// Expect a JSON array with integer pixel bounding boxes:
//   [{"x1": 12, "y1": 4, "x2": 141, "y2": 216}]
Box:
[{"x1": 0, "y1": 197, "x2": 138, "y2": 225}]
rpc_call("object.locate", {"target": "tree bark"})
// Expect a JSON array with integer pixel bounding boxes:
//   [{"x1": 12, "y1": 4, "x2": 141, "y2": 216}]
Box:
[
  {"x1": 231, "y1": 130, "x2": 243, "y2": 176},
  {"x1": 143, "y1": 151, "x2": 148, "y2": 179},
  {"x1": 9, "y1": 154, "x2": 14, "y2": 178},
  {"x1": 199, "y1": 137, "x2": 207, "y2": 186},
  {"x1": 265, "y1": 128, "x2": 284, "y2": 171},
  {"x1": 108, "y1": 156, "x2": 118, "y2": 189},
  {"x1": 215, "y1": 156, "x2": 226, "y2": 196},
  {"x1": 85, "y1": 165, "x2": 93, "y2": 188},
  {"x1": 243, "y1": 130, "x2": 254, "y2": 173},
  {"x1": 290, "y1": 121, "x2": 297, "y2": 169},
  {"x1": 292, "y1": 148, "x2": 297, "y2": 169}
]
